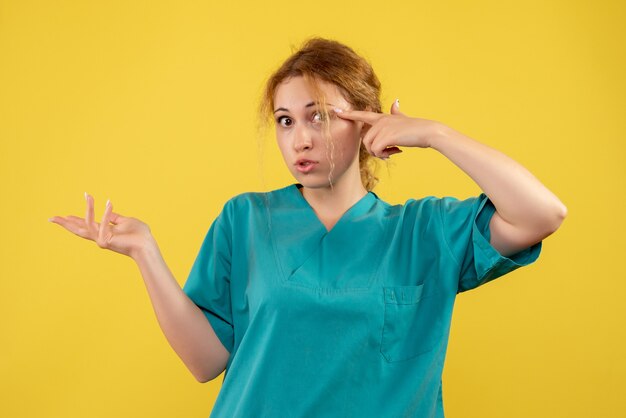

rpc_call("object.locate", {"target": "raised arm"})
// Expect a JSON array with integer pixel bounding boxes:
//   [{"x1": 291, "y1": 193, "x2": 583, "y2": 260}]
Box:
[
  {"x1": 334, "y1": 101, "x2": 568, "y2": 257},
  {"x1": 428, "y1": 123, "x2": 567, "y2": 257}
]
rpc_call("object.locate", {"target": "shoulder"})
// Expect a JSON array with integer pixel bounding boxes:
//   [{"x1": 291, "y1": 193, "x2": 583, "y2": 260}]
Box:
[
  {"x1": 390, "y1": 194, "x2": 443, "y2": 219},
  {"x1": 380, "y1": 193, "x2": 489, "y2": 231},
  {"x1": 222, "y1": 184, "x2": 293, "y2": 213},
  {"x1": 366, "y1": 194, "x2": 441, "y2": 234},
  {"x1": 401, "y1": 193, "x2": 488, "y2": 218}
]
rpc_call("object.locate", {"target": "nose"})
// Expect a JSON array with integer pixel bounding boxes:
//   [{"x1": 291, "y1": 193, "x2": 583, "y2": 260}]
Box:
[{"x1": 293, "y1": 124, "x2": 313, "y2": 152}]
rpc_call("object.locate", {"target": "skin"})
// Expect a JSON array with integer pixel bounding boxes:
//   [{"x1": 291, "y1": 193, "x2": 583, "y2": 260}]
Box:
[
  {"x1": 273, "y1": 75, "x2": 386, "y2": 232},
  {"x1": 334, "y1": 102, "x2": 568, "y2": 257},
  {"x1": 51, "y1": 80, "x2": 568, "y2": 258},
  {"x1": 49, "y1": 200, "x2": 230, "y2": 383},
  {"x1": 274, "y1": 74, "x2": 568, "y2": 253},
  {"x1": 47, "y1": 75, "x2": 568, "y2": 382}
]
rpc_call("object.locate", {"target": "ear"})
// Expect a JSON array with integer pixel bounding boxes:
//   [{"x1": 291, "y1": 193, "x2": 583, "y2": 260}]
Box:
[
  {"x1": 358, "y1": 119, "x2": 372, "y2": 139},
  {"x1": 359, "y1": 106, "x2": 374, "y2": 137}
]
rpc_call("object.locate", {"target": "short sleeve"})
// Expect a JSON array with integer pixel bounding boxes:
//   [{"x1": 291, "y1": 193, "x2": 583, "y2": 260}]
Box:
[
  {"x1": 438, "y1": 193, "x2": 542, "y2": 293},
  {"x1": 182, "y1": 199, "x2": 235, "y2": 353}
]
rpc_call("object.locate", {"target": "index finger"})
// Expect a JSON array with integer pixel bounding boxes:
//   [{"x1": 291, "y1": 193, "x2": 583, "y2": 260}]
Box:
[
  {"x1": 98, "y1": 199, "x2": 113, "y2": 245},
  {"x1": 333, "y1": 108, "x2": 383, "y2": 125},
  {"x1": 85, "y1": 192, "x2": 94, "y2": 226}
]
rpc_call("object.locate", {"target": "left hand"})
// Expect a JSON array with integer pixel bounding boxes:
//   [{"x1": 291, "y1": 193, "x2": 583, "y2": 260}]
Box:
[{"x1": 334, "y1": 99, "x2": 440, "y2": 159}]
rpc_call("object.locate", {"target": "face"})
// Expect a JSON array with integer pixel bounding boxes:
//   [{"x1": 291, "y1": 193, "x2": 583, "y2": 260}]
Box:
[{"x1": 273, "y1": 75, "x2": 365, "y2": 190}]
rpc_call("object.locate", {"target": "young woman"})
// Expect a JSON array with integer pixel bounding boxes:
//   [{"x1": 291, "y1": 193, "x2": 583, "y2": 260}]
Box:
[{"x1": 49, "y1": 37, "x2": 567, "y2": 417}]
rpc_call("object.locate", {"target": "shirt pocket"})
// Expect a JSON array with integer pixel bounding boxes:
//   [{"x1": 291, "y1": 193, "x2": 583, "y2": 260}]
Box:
[{"x1": 380, "y1": 285, "x2": 444, "y2": 363}]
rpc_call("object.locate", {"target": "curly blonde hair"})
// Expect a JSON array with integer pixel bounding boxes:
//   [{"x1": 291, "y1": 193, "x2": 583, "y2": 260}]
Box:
[{"x1": 257, "y1": 37, "x2": 383, "y2": 191}]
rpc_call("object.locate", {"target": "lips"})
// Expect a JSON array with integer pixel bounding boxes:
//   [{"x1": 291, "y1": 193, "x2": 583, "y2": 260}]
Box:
[
  {"x1": 295, "y1": 159, "x2": 318, "y2": 166},
  {"x1": 295, "y1": 159, "x2": 318, "y2": 173}
]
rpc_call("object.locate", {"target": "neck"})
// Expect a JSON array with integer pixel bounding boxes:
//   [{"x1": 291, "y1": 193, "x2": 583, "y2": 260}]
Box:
[{"x1": 298, "y1": 174, "x2": 368, "y2": 216}]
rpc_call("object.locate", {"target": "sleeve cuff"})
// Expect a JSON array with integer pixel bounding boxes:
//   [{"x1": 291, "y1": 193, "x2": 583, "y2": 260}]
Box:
[
  {"x1": 459, "y1": 193, "x2": 543, "y2": 292},
  {"x1": 201, "y1": 310, "x2": 235, "y2": 354}
]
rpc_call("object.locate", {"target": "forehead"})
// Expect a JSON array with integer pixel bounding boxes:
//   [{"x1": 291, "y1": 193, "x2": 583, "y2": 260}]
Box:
[{"x1": 274, "y1": 76, "x2": 347, "y2": 108}]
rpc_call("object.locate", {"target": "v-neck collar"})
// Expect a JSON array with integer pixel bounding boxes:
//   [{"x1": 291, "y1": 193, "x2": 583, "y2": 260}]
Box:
[
  {"x1": 269, "y1": 183, "x2": 388, "y2": 290},
  {"x1": 290, "y1": 183, "x2": 378, "y2": 234}
]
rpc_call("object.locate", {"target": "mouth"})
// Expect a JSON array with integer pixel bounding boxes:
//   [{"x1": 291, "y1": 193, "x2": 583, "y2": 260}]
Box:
[{"x1": 295, "y1": 160, "x2": 318, "y2": 173}]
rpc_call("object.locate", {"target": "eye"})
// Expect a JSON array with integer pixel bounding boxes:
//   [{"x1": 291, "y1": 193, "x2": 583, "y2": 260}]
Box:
[
  {"x1": 276, "y1": 116, "x2": 292, "y2": 127},
  {"x1": 312, "y1": 111, "x2": 327, "y2": 123}
]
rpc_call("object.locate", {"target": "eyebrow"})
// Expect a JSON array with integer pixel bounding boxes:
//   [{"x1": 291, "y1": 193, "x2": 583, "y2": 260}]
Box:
[{"x1": 273, "y1": 101, "x2": 334, "y2": 113}]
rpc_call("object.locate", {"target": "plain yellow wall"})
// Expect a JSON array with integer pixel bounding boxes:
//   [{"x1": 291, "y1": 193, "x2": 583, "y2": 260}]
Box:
[{"x1": 1, "y1": 0, "x2": 624, "y2": 417}]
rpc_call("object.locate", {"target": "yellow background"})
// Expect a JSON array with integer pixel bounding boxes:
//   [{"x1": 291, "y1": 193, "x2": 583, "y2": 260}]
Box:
[{"x1": 1, "y1": 0, "x2": 624, "y2": 416}]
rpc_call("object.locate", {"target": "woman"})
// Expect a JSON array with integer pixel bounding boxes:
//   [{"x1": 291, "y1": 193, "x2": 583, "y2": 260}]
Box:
[{"x1": 49, "y1": 37, "x2": 567, "y2": 417}]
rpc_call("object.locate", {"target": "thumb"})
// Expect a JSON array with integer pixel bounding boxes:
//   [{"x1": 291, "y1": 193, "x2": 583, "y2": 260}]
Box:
[
  {"x1": 109, "y1": 211, "x2": 127, "y2": 225},
  {"x1": 390, "y1": 98, "x2": 405, "y2": 116}
]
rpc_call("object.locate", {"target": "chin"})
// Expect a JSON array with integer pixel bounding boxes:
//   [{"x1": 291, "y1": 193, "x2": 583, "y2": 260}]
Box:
[
  {"x1": 294, "y1": 177, "x2": 339, "y2": 190},
  {"x1": 295, "y1": 179, "x2": 323, "y2": 188}
]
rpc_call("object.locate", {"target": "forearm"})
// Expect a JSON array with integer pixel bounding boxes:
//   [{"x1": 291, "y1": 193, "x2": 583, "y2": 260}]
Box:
[
  {"x1": 429, "y1": 122, "x2": 567, "y2": 232},
  {"x1": 133, "y1": 240, "x2": 228, "y2": 382}
]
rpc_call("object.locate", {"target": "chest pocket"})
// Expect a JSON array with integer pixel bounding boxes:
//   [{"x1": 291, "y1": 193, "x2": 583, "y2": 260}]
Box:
[{"x1": 380, "y1": 285, "x2": 444, "y2": 363}]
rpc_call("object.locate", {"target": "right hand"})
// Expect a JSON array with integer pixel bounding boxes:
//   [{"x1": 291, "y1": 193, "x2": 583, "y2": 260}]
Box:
[{"x1": 49, "y1": 193, "x2": 154, "y2": 259}]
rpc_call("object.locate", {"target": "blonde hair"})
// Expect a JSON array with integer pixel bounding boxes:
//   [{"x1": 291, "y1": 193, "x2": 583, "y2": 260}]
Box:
[{"x1": 257, "y1": 37, "x2": 383, "y2": 191}]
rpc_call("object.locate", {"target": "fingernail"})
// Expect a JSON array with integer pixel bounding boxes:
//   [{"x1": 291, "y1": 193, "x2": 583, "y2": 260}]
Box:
[
  {"x1": 85, "y1": 192, "x2": 88, "y2": 201},
  {"x1": 395, "y1": 98, "x2": 400, "y2": 108},
  {"x1": 333, "y1": 107, "x2": 343, "y2": 113},
  {"x1": 48, "y1": 217, "x2": 54, "y2": 222},
  {"x1": 106, "y1": 199, "x2": 110, "y2": 207}
]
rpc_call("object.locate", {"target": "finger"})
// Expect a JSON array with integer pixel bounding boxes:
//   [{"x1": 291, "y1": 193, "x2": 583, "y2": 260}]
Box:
[
  {"x1": 66, "y1": 215, "x2": 103, "y2": 230},
  {"x1": 368, "y1": 127, "x2": 401, "y2": 159},
  {"x1": 109, "y1": 212, "x2": 124, "y2": 225},
  {"x1": 49, "y1": 216, "x2": 92, "y2": 239},
  {"x1": 390, "y1": 99, "x2": 398, "y2": 114},
  {"x1": 334, "y1": 108, "x2": 383, "y2": 125},
  {"x1": 382, "y1": 146, "x2": 403, "y2": 158},
  {"x1": 369, "y1": 126, "x2": 392, "y2": 158},
  {"x1": 48, "y1": 216, "x2": 72, "y2": 231},
  {"x1": 66, "y1": 215, "x2": 88, "y2": 223},
  {"x1": 98, "y1": 199, "x2": 112, "y2": 247},
  {"x1": 363, "y1": 123, "x2": 385, "y2": 156},
  {"x1": 390, "y1": 98, "x2": 405, "y2": 116},
  {"x1": 85, "y1": 192, "x2": 94, "y2": 226}
]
